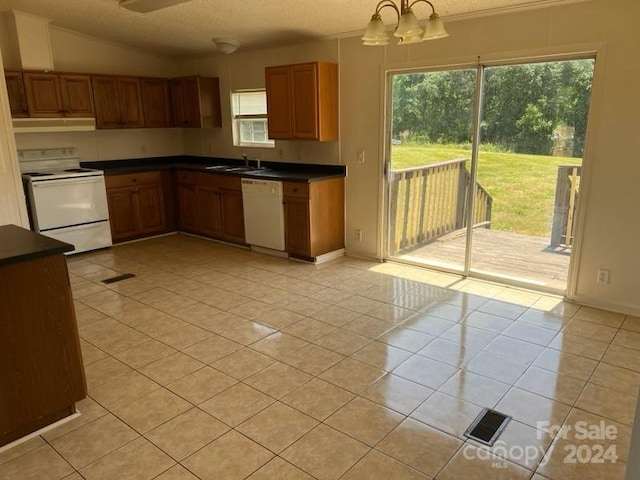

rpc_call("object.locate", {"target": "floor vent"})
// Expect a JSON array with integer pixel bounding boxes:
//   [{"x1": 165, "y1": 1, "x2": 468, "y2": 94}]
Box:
[
  {"x1": 464, "y1": 408, "x2": 511, "y2": 446},
  {"x1": 101, "y1": 273, "x2": 136, "y2": 284}
]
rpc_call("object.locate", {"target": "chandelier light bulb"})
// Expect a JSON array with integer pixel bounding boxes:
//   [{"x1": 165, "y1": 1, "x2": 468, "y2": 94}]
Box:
[{"x1": 362, "y1": 0, "x2": 448, "y2": 46}]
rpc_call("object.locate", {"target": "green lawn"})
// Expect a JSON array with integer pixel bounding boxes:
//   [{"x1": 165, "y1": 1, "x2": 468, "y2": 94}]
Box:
[{"x1": 391, "y1": 143, "x2": 581, "y2": 237}]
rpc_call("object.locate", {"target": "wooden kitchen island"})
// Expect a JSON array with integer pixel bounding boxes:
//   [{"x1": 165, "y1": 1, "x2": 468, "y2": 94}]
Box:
[{"x1": 0, "y1": 225, "x2": 86, "y2": 447}]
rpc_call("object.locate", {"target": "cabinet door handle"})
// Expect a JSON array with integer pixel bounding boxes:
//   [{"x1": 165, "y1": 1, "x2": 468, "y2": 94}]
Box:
[{"x1": 293, "y1": 188, "x2": 298, "y2": 192}]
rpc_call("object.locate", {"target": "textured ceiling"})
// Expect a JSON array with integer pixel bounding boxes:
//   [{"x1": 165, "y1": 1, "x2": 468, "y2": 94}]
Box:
[{"x1": 1, "y1": 0, "x2": 579, "y2": 57}]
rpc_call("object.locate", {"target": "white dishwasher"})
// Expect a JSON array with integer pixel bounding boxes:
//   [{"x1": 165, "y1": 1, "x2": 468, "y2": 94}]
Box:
[{"x1": 241, "y1": 178, "x2": 285, "y2": 251}]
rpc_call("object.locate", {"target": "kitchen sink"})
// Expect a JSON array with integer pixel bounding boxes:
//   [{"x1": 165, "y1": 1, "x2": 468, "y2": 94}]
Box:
[{"x1": 205, "y1": 165, "x2": 256, "y2": 172}]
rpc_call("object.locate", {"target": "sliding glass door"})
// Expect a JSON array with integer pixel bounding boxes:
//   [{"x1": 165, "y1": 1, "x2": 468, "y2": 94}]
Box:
[
  {"x1": 387, "y1": 68, "x2": 477, "y2": 273},
  {"x1": 386, "y1": 57, "x2": 595, "y2": 292}
]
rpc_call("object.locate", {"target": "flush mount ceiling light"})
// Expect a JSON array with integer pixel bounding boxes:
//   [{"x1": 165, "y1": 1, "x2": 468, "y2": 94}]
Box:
[
  {"x1": 362, "y1": 0, "x2": 449, "y2": 46},
  {"x1": 120, "y1": 0, "x2": 193, "y2": 13},
  {"x1": 212, "y1": 38, "x2": 241, "y2": 55}
]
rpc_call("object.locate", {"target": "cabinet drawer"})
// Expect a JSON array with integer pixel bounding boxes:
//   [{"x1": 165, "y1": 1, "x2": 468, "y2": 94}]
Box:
[
  {"x1": 106, "y1": 171, "x2": 162, "y2": 188},
  {"x1": 175, "y1": 170, "x2": 197, "y2": 185},
  {"x1": 283, "y1": 182, "x2": 309, "y2": 198},
  {"x1": 196, "y1": 172, "x2": 222, "y2": 188},
  {"x1": 216, "y1": 174, "x2": 241, "y2": 191}
]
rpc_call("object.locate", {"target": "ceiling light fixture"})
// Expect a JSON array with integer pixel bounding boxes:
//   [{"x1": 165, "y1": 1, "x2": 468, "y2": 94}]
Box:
[
  {"x1": 212, "y1": 38, "x2": 241, "y2": 55},
  {"x1": 362, "y1": 0, "x2": 448, "y2": 46},
  {"x1": 120, "y1": 0, "x2": 193, "y2": 13}
]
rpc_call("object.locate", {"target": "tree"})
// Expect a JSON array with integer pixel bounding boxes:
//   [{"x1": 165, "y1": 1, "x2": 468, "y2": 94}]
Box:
[{"x1": 392, "y1": 59, "x2": 595, "y2": 157}]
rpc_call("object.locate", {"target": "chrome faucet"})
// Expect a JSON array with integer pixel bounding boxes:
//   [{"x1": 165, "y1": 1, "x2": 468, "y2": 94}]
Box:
[{"x1": 256, "y1": 158, "x2": 261, "y2": 169}]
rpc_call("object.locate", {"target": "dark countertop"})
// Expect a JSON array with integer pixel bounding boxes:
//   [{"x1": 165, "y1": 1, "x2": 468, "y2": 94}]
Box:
[
  {"x1": 0, "y1": 225, "x2": 74, "y2": 267},
  {"x1": 81, "y1": 155, "x2": 347, "y2": 183}
]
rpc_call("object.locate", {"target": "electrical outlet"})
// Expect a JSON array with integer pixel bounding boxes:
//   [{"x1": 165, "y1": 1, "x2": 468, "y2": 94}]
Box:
[
  {"x1": 357, "y1": 149, "x2": 365, "y2": 163},
  {"x1": 355, "y1": 229, "x2": 363, "y2": 242},
  {"x1": 597, "y1": 269, "x2": 610, "y2": 285},
  {"x1": 141, "y1": 144, "x2": 148, "y2": 154}
]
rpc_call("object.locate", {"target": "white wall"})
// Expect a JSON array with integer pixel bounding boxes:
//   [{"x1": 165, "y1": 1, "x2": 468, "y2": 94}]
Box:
[
  {"x1": 49, "y1": 26, "x2": 178, "y2": 77},
  {"x1": 13, "y1": 129, "x2": 183, "y2": 162},
  {"x1": 0, "y1": 42, "x2": 28, "y2": 227},
  {"x1": 0, "y1": 13, "x2": 20, "y2": 69}
]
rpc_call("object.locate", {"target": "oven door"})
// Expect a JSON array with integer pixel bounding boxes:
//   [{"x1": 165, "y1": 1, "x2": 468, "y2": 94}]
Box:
[{"x1": 30, "y1": 175, "x2": 109, "y2": 231}]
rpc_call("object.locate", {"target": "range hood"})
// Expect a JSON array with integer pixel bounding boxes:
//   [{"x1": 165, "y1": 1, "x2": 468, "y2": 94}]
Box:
[{"x1": 12, "y1": 117, "x2": 96, "y2": 133}]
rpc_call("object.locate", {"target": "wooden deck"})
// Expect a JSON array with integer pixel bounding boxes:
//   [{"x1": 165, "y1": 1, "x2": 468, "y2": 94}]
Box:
[{"x1": 395, "y1": 228, "x2": 571, "y2": 291}]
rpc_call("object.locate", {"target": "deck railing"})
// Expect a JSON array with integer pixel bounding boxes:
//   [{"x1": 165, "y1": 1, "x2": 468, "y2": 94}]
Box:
[
  {"x1": 389, "y1": 159, "x2": 493, "y2": 253},
  {"x1": 551, "y1": 165, "x2": 582, "y2": 248}
]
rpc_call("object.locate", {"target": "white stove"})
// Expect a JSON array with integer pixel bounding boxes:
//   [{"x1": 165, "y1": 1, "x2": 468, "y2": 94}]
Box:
[
  {"x1": 19, "y1": 148, "x2": 103, "y2": 180},
  {"x1": 19, "y1": 148, "x2": 112, "y2": 254}
]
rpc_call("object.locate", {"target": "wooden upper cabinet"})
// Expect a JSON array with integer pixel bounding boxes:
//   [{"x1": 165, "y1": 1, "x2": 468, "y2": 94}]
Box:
[
  {"x1": 23, "y1": 73, "x2": 63, "y2": 117},
  {"x1": 290, "y1": 64, "x2": 319, "y2": 139},
  {"x1": 92, "y1": 75, "x2": 144, "y2": 129},
  {"x1": 23, "y1": 72, "x2": 94, "y2": 118},
  {"x1": 117, "y1": 77, "x2": 145, "y2": 128},
  {"x1": 5, "y1": 72, "x2": 28, "y2": 118},
  {"x1": 91, "y1": 76, "x2": 121, "y2": 128},
  {"x1": 265, "y1": 61, "x2": 338, "y2": 141},
  {"x1": 265, "y1": 66, "x2": 292, "y2": 139},
  {"x1": 170, "y1": 76, "x2": 221, "y2": 128},
  {"x1": 58, "y1": 74, "x2": 94, "y2": 117},
  {"x1": 170, "y1": 77, "x2": 194, "y2": 127},
  {"x1": 141, "y1": 78, "x2": 172, "y2": 128}
]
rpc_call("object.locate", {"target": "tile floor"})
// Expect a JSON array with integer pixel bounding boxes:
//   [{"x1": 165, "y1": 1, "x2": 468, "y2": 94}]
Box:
[{"x1": 1, "y1": 233, "x2": 638, "y2": 480}]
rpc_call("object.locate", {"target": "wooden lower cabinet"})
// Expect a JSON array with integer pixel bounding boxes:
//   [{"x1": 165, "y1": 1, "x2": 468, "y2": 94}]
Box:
[
  {"x1": 220, "y1": 188, "x2": 245, "y2": 244},
  {"x1": 137, "y1": 183, "x2": 168, "y2": 234},
  {"x1": 284, "y1": 196, "x2": 311, "y2": 257},
  {"x1": 283, "y1": 178, "x2": 344, "y2": 260},
  {"x1": 0, "y1": 249, "x2": 86, "y2": 446},
  {"x1": 105, "y1": 171, "x2": 171, "y2": 242},
  {"x1": 176, "y1": 182, "x2": 199, "y2": 232},
  {"x1": 104, "y1": 169, "x2": 344, "y2": 255},
  {"x1": 175, "y1": 170, "x2": 245, "y2": 244},
  {"x1": 197, "y1": 185, "x2": 223, "y2": 238},
  {"x1": 106, "y1": 185, "x2": 139, "y2": 240}
]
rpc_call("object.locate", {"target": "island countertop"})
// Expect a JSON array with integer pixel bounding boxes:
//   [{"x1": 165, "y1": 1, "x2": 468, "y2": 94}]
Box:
[{"x1": 0, "y1": 224, "x2": 74, "y2": 267}]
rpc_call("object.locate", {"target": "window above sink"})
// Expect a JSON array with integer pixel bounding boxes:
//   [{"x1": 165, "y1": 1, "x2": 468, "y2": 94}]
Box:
[{"x1": 231, "y1": 90, "x2": 275, "y2": 149}]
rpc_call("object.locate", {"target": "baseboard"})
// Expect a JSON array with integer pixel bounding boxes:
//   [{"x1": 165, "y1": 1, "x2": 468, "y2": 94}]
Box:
[
  {"x1": 249, "y1": 245, "x2": 288, "y2": 258},
  {"x1": 314, "y1": 248, "x2": 345, "y2": 264},
  {"x1": 0, "y1": 408, "x2": 81, "y2": 453},
  {"x1": 571, "y1": 294, "x2": 640, "y2": 317}
]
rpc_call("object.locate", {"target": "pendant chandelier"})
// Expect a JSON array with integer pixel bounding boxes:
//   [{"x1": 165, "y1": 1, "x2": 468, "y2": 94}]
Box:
[{"x1": 362, "y1": 0, "x2": 449, "y2": 46}]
